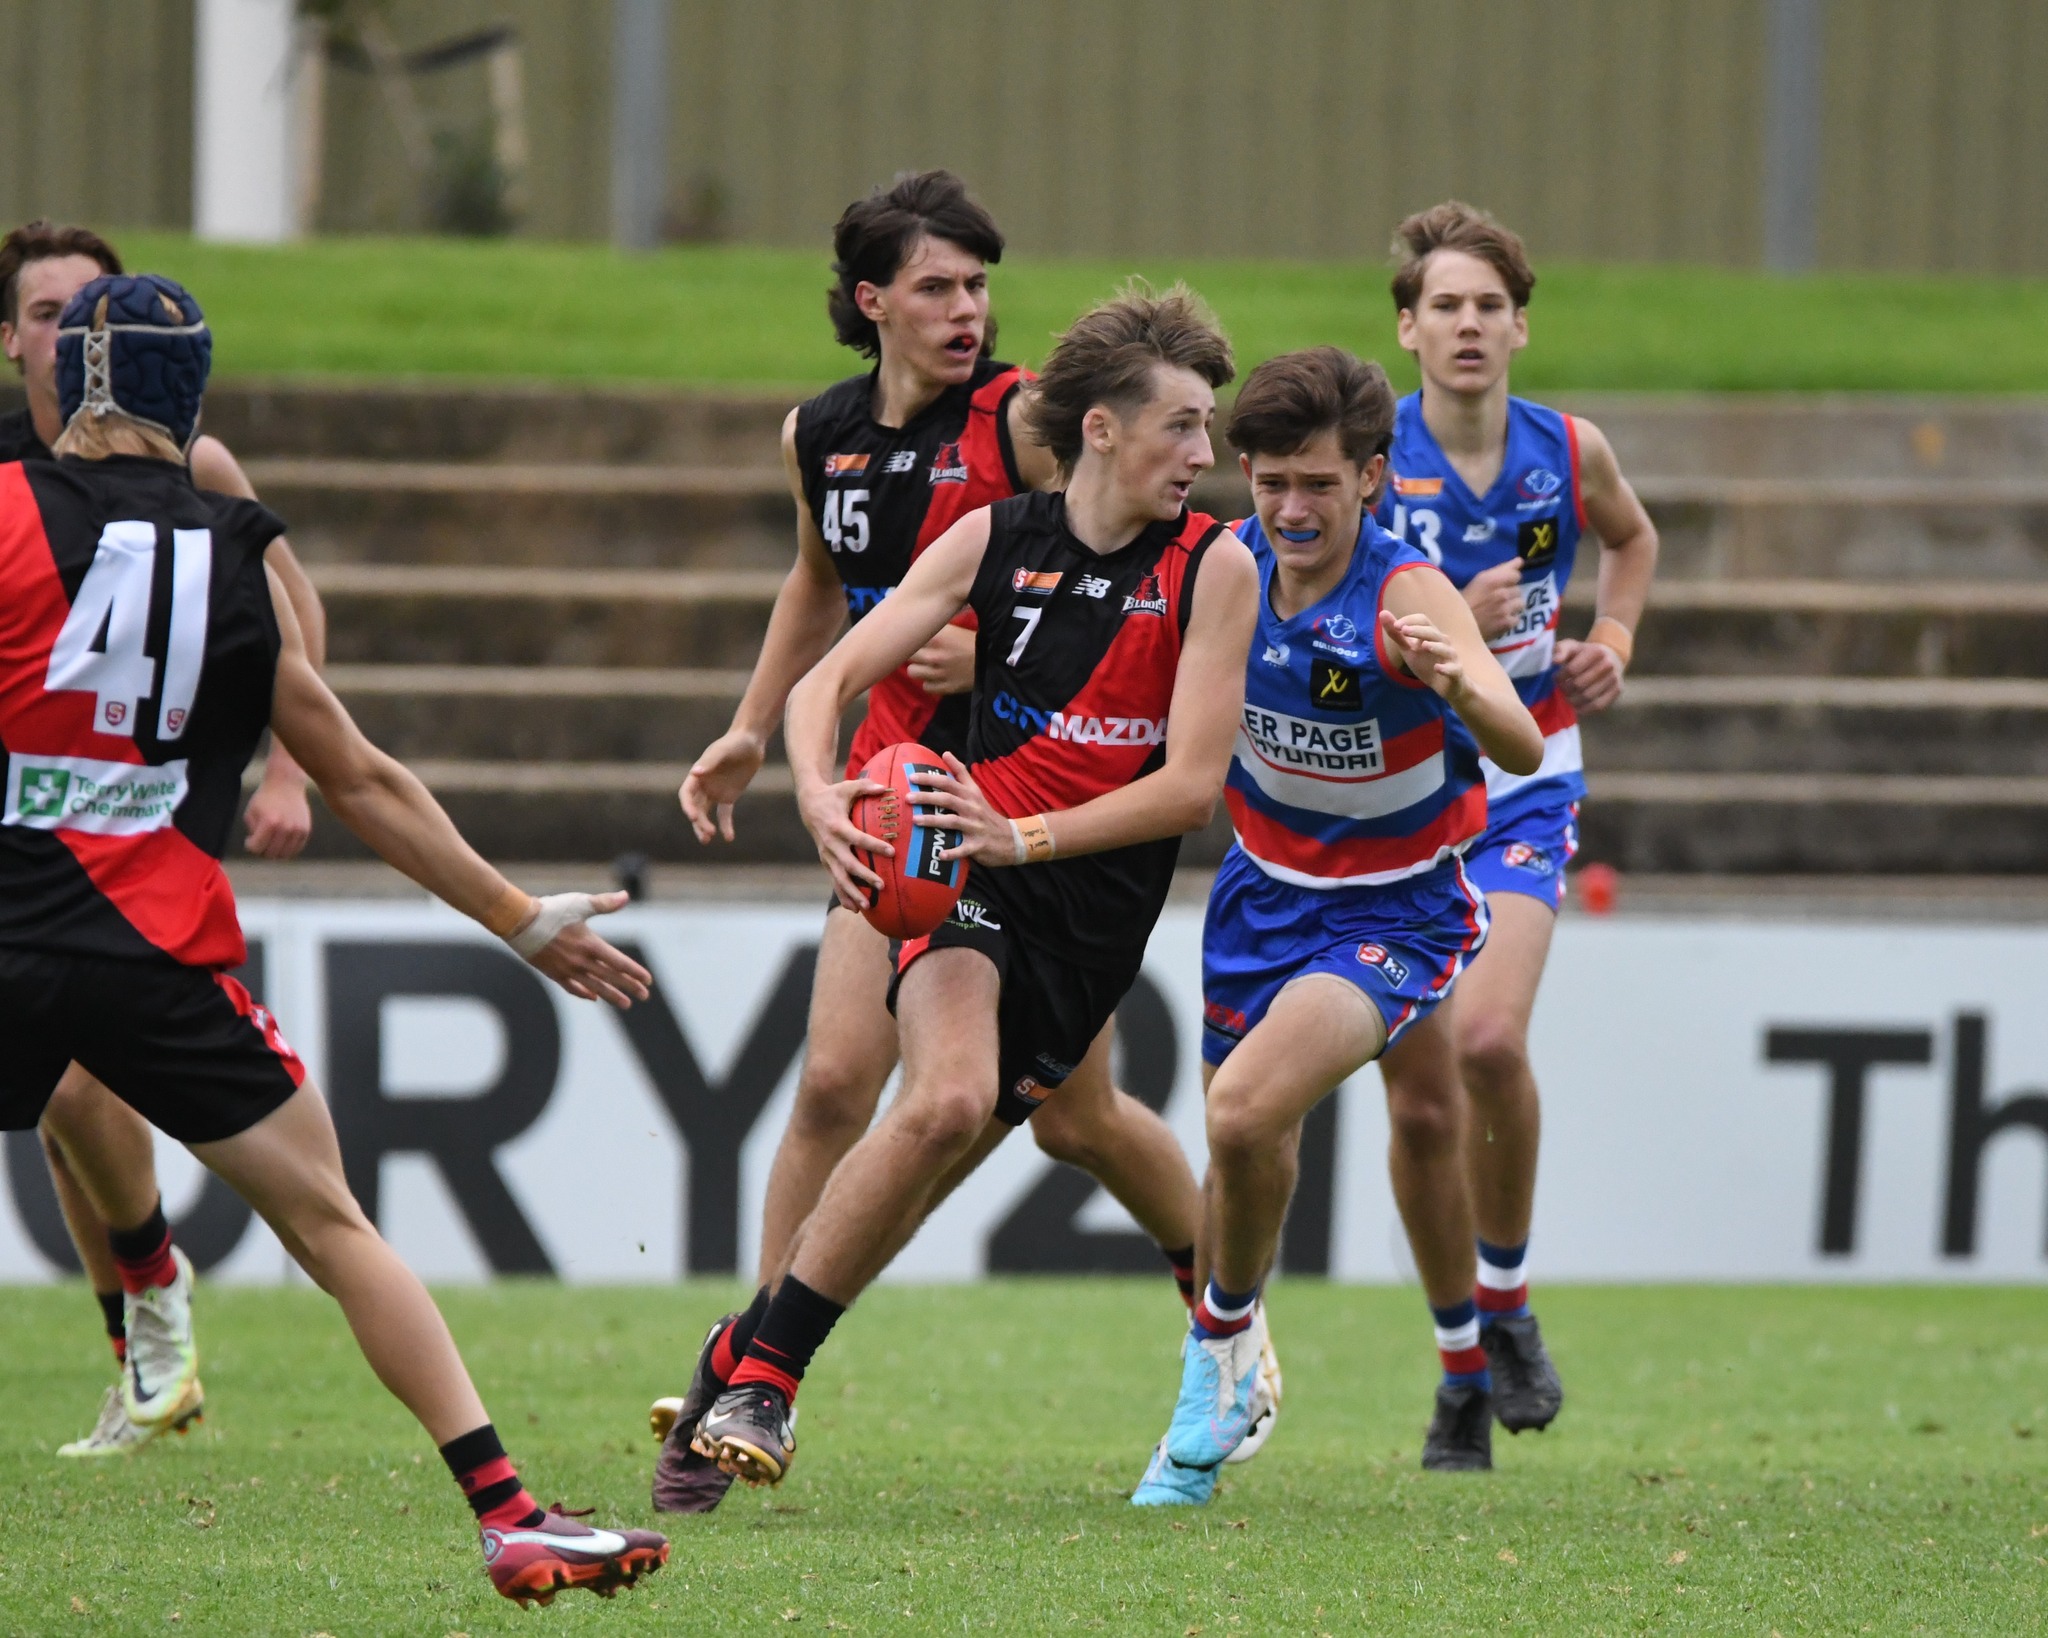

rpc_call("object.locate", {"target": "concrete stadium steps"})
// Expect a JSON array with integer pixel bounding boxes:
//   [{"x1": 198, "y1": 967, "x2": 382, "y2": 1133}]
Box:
[
  {"x1": 249, "y1": 459, "x2": 791, "y2": 568},
  {"x1": 1582, "y1": 677, "x2": 2048, "y2": 775},
  {"x1": 314, "y1": 565, "x2": 782, "y2": 668}
]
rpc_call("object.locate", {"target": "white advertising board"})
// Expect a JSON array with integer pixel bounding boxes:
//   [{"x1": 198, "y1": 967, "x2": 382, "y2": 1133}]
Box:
[{"x1": 3, "y1": 900, "x2": 2045, "y2": 1285}]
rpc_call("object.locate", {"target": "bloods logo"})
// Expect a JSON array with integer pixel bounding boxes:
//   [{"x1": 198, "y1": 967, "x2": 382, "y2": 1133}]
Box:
[
  {"x1": 824, "y1": 453, "x2": 870, "y2": 477},
  {"x1": 928, "y1": 440, "x2": 969, "y2": 484},
  {"x1": 1311, "y1": 658, "x2": 1361, "y2": 712},
  {"x1": 1518, "y1": 517, "x2": 1560, "y2": 566},
  {"x1": 1122, "y1": 571, "x2": 1167, "y2": 615},
  {"x1": 1356, "y1": 943, "x2": 1412, "y2": 984}
]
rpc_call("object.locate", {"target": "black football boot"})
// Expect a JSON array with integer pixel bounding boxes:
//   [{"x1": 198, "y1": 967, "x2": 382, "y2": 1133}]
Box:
[
  {"x1": 1480, "y1": 1313, "x2": 1564, "y2": 1433},
  {"x1": 1421, "y1": 1380, "x2": 1494, "y2": 1472}
]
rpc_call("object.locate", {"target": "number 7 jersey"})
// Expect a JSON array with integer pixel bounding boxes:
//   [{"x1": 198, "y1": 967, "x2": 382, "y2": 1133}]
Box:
[
  {"x1": 1375, "y1": 392, "x2": 1586, "y2": 823},
  {"x1": 0, "y1": 456, "x2": 285, "y2": 968}
]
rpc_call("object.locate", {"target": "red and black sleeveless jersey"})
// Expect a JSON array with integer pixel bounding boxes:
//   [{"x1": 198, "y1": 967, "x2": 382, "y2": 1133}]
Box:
[
  {"x1": 793, "y1": 355, "x2": 1028, "y2": 772},
  {"x1": 965, "y1": 491, "x2": 1223, "y2": 969},
  {"x1": 0, "y1": 455, "x2": 284, "y2": 968}
]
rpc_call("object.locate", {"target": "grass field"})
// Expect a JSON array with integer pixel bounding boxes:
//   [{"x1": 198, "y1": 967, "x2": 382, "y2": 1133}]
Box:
[
  {"x1": 110, "y1": 234, "x2": 2048, "y2": 396},
  {"x1": 5, "y1": 1281, "x2": 2044, "y2": 1635}
]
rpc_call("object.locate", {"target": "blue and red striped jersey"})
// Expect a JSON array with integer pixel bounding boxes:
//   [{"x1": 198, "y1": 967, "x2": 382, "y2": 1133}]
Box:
[
  {"x1": 1225, "y1": 513, "x2": 1486, "y2": 889},
  {"x1": 1374, "y1": 393, "x2": 1586, "y2": 822}
]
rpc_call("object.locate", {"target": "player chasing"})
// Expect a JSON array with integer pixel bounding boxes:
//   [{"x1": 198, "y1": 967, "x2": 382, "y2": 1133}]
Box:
[
  {"x1": 682, "y1": 283, "x2": 1259, "y2": 1491},
  {"x1": 658, "y1": 174, "x2": 1256, "y2": 1513},
  {"x1": 1126, "y1": 346, "x2": 1543, "y2": 1503},
  {"x1": 1377, "y1": 203, "x2": 1658, "y2": 1433},
  {"x1": 1, "y1": 218, "x2": 332, "y2": 1457},
  {"x1": 0, "y1": 274, "x2": 666, "y2": 1605}
]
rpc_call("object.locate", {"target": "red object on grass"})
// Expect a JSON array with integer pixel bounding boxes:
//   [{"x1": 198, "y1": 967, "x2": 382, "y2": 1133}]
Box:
[{"x1": 1578, "y1": 862, "x2": 1619, "y2": 915}]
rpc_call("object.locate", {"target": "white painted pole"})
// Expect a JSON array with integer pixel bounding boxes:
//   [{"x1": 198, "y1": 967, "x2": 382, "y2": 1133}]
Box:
[
  {"x1": 194, "y1": 0, "x2": 298, "y2": 242},
  {"x1": 1763, "y1": 0, "x2": 1824, "y2": 272}
]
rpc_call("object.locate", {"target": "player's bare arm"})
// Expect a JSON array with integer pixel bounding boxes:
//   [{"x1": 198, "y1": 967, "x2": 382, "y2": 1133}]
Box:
[
  {"x1": 1555, "y1": 415, "x2": 1657, "y2": 713},
  {"x1": 786, "y1": 508, "x2": 992, "y2": 906},
  {"x1": 190, "y1": 433, "x2": 326, "y2": 857},
  {"x1": 680, "y1": 406, "x2": 849, "y2": 844},
  {"x1": 265, "y1": 557, "x2": 649, "y2": 1008},
  {"x1": 1382, "y1": 565, "x2": 1544, "y2": 773},
  {"x1": 920, "y1": 532, "x2": 1259, "y2": 864}
]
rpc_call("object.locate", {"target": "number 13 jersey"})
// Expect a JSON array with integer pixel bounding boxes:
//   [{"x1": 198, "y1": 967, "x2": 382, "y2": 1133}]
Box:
[
  {"x1": 1375, "y1": 393, "x2": 1586, "y2": 824},
  {"x1": 0, "y1": 456, "x2": 284, "y2": 968}
]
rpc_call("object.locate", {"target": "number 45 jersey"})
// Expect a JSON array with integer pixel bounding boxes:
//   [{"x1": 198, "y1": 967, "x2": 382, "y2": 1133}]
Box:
[
  {"x1": 1375, "y1": 393, "x2": 1586, "y2": 824},
  {"x1": 794, "y1": 356, "x2": 1028, "y2": 773},
  {"x1": 0, "y1": 456, "x2": 285, "y2": 968}
]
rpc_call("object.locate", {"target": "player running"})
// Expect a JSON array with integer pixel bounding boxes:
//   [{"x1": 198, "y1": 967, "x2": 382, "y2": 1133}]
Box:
[
  {"x1": 685, "y1": 283, "x2": 1258, "y2": 1493},
  {"x1": 0, "y1": 273, "x2": 666, "y2": 1605},
  {"x1": 1129, "y1": 347, "x2": 1541, "y2": 1504},
  {"x1": 1376, "y1": 202, "x2": 1658, "y2": 1434},
  {"x1": 659, "y1": 174, "x2": 1228, "y2": 1513},
  {"x1": 1, "y1": 218, "x2": 330, "y2": 1456}
]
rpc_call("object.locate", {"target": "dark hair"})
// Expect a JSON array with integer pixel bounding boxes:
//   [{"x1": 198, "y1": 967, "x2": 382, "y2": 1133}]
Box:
[
  {"x1": 1, "y1": 219, "x2": 123, "y2": 327},
  {"x1": 827, "y1": 170, "x2": 1005, "y2": 358},
  {"x1": 1021, "y1": 281, "x2": 1234, "y2": 471},
  {"x1": 1390, "y1": 200, "x2": 1535, "y2": 312},
  {"x1": 1228, "y1": 346, "x2": 1396, "y2": 473}
]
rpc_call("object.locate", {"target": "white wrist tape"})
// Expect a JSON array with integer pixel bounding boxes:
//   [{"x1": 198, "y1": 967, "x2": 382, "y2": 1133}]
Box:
[{"x1": 506, "y1": 892, "x2": 601, "y2": 959}]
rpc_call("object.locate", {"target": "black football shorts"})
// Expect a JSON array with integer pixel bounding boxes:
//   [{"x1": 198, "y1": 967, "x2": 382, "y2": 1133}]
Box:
[
  {"x1": 0, "y1": 947, "x2": 305, "y2": 1143},
  {"x1": 887, "y1": 866, "x2": 1138, "y2": 1126}
]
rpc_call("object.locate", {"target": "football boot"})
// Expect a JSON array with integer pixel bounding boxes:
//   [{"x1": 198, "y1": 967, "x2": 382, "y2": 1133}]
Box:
[
  {"x1": 58, "y1": 1379, "x2": 204, "y2": 1458},
  {"x1": 1224, "y1": 1303, "x2": 1284, "y2": 1464},
  {"x1": 651, "y1": 1311, "x2": 740, "y2": 1514},
  {"x1": 1129, "y1": 1435, "x2": 1219, "y2": 1508},
  {"x1": 121, "y1": 1246, "x2": 202, "y2": 1429},
  {"x1": 1162, "y1": 1320, "x2": 1263, "y2": 1470},
  {"x1": 696, "y1": 1380, "x2": 797, "y2": 1486},
  {"x1": 1481, "y1": 1312, "x2": 1564, "y2": 1433},
  {"x1": 1421, "y1": 1379, "x2": 1494, "y2": 1472},
  {"x1": 483, "y1": 1506, "x2": 669, "y2": 1607}
]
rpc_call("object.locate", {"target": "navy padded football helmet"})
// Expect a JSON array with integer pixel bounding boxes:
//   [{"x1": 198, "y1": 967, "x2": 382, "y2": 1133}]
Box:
[{"x1": 55, "y1": 273, "x2": 212, "y2": 450}]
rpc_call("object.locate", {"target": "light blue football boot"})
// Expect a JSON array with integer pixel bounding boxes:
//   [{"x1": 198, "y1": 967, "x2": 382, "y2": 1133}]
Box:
[{"x1": 1129, "y1": 1434, "x2": 1218, "y2": 1507}]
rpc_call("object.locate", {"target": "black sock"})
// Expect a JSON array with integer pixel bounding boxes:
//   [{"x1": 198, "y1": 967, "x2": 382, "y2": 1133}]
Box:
[
  {"x1": 106, "y1": 1197, "x2": 170, "y2": 1265},
  {"x1": 97, "y1": 1290, "x2": 126, "y2": 1362},
  {"x1": 728, "y1": 1275, "x2": 846, "y2": 1399},
  {"x1": 439, "y1": 1423, "x2": 544, "y2": 1529},
  {"x1": 1162, "y1": 1243, "x2": 1197, "y2": 1309}
]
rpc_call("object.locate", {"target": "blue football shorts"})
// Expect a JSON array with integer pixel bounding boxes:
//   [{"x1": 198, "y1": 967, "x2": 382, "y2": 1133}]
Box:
[
  {"x1": 1462, "y1": 797, "x2": 1581, "y2": 914},
  {"x1": 1200, "y1": 846, "x2": 1490, "y2": 1068}
]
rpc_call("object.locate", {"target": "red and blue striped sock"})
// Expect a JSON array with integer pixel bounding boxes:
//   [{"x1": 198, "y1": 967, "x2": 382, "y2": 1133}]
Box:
[
  {"x1": 1431, "y1": 1298, "x2": 1491, "y2": 1390},
  {"x1": 1191, "y1": 1279, "x2": 1258, "y2": 1340},
  {"x1": 1475, "y1": 1237, "x2": 1530, "y2": 1326}
]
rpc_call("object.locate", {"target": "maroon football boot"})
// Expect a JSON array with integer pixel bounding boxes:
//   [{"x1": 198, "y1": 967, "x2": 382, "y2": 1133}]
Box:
[
  {"x1": 482, "y1": 1505, "x2": 669, "y2": 1606},
  {"x1": 650, "y1": 1311, "x2": 740, "y2": 1514}
]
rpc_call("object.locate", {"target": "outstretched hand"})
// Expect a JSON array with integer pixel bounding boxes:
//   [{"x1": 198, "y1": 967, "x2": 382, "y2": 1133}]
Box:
[
  {"x1": 1378, "y1": 609, "x2": 1467, "y2": 702},
  {"x1": 679, "y1": 729, "x2": 768, "y2": 844},
  {"x1": 512, "y1": 890, "x2": 652, "y2": 1009}
]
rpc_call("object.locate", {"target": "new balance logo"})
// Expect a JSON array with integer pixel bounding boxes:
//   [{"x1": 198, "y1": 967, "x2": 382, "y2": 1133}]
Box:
[
  {"x1": 1074, "y1": 575, "x2": 1113, "y2": 599},
  {"x1": 883, "y1": 449, "x2": 918, "y2": 474}
]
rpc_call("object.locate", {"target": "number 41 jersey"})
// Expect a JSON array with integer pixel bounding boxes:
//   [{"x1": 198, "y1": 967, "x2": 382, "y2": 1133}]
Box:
[
  {"x1": 1376, "y1": 393, "x2": 1586, "y2": 823},
  {"x1": 0, "y1": 456, "x2": 284, "y2": 968}
]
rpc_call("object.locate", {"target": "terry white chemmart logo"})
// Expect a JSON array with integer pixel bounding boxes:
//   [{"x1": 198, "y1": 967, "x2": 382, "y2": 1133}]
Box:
[{"x1": 4, "y1": 753, "x2": 188, "y2": 835}]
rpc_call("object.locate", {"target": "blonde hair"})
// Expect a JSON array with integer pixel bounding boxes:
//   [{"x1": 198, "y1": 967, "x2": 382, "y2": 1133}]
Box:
[{"x1": 51, "y1": 408, "x2": 186, "y2": 463}]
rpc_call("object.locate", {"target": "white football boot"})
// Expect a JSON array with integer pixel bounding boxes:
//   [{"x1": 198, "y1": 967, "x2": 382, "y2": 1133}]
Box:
[
  {"x1": 1224, "y1": 1301, "x2": 1284, "y2": 1464},
  {"x1": 121, "y1": 1246, "x2": 203, "y2": 1429},
  {"x1": 59, "y1": 1378, "x2": 205, "y2": 1457}
]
